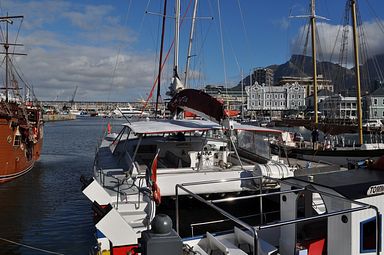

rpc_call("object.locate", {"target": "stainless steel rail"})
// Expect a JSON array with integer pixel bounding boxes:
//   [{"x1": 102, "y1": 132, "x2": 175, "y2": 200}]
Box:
[{"x1": 176, "y1": 174, "x2": 380, "y2": 255}]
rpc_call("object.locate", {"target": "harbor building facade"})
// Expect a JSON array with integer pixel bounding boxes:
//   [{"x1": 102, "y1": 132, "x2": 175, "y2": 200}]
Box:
[
  {"x1": 364, "y1": 86, "x2": 384, "y2": 120},
  {"x1": 277, "y1": 75, "x2": 334, "y2": 97},
  {"x1": 246, "y1": 82, "x2": 306, "y2": 112},
  {"x1": 203, "y1": 85, "x2": 245, "y2": 113},
  {"x1": 319, "y1": 94, "x2": 357, "y2": 120},
  {"x1": 251, "y1": 68, "x2": 274, "y2": 87},
  {"x1": 305, "y1": 89, "x2": 333, "y2": 111}
]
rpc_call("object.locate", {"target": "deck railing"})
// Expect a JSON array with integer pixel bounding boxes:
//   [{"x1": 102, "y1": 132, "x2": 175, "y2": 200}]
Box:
[{"x1": 175, "y1": 175, "x2": 380, "y2": 255}]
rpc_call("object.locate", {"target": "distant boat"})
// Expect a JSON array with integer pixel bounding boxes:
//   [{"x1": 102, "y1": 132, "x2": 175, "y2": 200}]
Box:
[
  {"x1": 0, "y1": 15, "x2": 44, "y2": 183},
  {"x1": 113, "y1": 104, "x2": 149, "y2": 118}
]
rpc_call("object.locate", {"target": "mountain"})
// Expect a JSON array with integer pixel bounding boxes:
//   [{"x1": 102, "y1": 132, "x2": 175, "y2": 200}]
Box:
[{"x1": 234, "y1": 54, "x2": 384, "y2": 94}]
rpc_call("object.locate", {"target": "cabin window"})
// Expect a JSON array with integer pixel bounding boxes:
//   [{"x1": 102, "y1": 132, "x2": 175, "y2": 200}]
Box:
[
  {"x1": 360, "y1": 215, "x2": 382, "y2": 253},
  {"x1": 374, "y1": 99, "x2": 378, "y2": 105},
  {"x1": 13, "y1": 135, "x2": 21, "y2": 146}
]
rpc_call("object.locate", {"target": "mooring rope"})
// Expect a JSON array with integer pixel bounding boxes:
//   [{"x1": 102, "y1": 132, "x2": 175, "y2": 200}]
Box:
[{"x1": 0, "y1": 237, "x2": 64, "y2": 255}]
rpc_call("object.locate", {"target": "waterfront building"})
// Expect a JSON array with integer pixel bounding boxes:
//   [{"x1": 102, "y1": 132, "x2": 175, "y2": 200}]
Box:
[
  {"x1": 203, "y1": 85, "x2": 245, "y2": 113},
  {"x1": 277, "y1": 75, "x2": 334, "y2": 97},
  {"x1": 364, "y1": 86, "x2": 384, "y2": 120},
  {"x1": 305, "y1": 89, "x2": 333, "y2": 111},
  {"x1": 319, "y1": 94, "x2": 357, "y2": 120},
  {"x1": 251, "y1": 67, "x2": 274, "y2": 87},
  {"x1": 246, "y1": 82, "x2": 305, "y2": 112}
]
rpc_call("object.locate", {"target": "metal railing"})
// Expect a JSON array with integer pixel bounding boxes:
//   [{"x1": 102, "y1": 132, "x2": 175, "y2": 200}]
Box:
[{"x1": 175, "y1": 175, "x2": 381, "y2": 255}]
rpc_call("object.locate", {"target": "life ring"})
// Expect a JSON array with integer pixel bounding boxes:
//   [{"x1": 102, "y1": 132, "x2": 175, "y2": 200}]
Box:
[
  {"x1": 7, "y1": 135, "x2": 12, "y2": 144},
  {"x1": 152, "y1": 182, "x2": 161, "y2": 205}
]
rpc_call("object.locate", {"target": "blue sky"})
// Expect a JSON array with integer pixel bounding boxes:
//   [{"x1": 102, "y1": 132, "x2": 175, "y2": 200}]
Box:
[{"x1": 1, "y1": 0, "x2": 383, "y2": 102}]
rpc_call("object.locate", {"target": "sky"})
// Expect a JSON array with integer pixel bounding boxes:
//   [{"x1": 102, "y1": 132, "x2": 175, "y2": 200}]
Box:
[{"x1": 1, "y1": 0, "x2": 383, "y2": 102}]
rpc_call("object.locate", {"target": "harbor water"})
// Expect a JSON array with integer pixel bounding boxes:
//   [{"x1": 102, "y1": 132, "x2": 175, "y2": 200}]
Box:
[{"x1": 0, "y1": 118, "x2": 117, "y2": 255}]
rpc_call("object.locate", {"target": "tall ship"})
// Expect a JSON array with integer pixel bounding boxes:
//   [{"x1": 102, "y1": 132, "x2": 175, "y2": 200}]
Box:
[{"x1": 0, "y1": 15, "x2": 43, "y2": 183}]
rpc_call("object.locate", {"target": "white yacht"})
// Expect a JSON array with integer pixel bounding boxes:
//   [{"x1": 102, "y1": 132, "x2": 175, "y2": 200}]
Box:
[{"x1": 113, "y1": 104, "x2": 149, "y2": 118}]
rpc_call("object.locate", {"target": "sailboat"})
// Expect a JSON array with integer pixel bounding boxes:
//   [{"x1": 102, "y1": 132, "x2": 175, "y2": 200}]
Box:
[
  {"x1": 275, "y1": 0, "x2": 384, "y2": 167},
  {"x1": 0, "y1": 15, "x2": 44, "y2": 182}
]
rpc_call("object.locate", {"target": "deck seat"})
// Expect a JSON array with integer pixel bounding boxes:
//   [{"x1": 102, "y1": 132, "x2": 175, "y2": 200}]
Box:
[
  {"x1": 308, "y1": 238, "x2": 325, "y2": 255},
  {"x1": 233, "y1": 227, "x2": 278, "y2": 255}
]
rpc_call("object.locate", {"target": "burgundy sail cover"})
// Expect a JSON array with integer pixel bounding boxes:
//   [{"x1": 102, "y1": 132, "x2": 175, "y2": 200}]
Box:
[{"x1": 168, "y1": 89, "x2": 225, "y2": 122}]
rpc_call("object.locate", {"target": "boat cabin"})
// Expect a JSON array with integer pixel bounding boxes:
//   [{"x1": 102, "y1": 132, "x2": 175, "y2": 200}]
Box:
[
  {"x1": 110, "y1": 119, "x2": 282, "y2": 173},
  {"x1": 104, "y1": 118, "x2": 285, "y2": 196},
  {"x1": 279, "y1": 169, "x2": 383, "y2": 255},
  {"x1": 180, "y1": 169, "x2": 384, "y2": 255}
]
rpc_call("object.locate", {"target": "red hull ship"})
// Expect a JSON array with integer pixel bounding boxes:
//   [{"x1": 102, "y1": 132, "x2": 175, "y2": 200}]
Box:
[
  {"x1": 0, "y1": 15, "x2": 43, "y2": 183},
  {"x1": 0, "y1": 102, "x2": 43, "y2": 183}
]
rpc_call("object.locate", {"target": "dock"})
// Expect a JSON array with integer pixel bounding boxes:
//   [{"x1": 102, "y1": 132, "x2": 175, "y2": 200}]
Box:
[{"x1": 43, "y1": 114, "x2": 76, "y2": 122}]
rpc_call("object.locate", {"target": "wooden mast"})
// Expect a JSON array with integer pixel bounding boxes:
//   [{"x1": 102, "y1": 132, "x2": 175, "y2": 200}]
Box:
[
  {"x1": 310, "y1": 0, "x2": 319, "y2": 126},
  {"x1": 5, "y1": 17, "x2": 9, "y2": 102},
  {"x1": 351, "y1": 0, "x2": 363, "y2": 144},
  {"x1": 0, "y1": 15, "x2": 25, "y2": 102}
]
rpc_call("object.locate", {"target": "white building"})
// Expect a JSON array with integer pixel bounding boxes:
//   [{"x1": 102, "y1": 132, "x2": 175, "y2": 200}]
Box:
[
  {"x1": 246, "y1": 82, "x2": 306, "y2": 111},
  {"x1": 320, "y1": 94, "x2": 357, "y2": 119},
  {"x1": 364, "y1": 86, "x2": 384, "y2": 120}
]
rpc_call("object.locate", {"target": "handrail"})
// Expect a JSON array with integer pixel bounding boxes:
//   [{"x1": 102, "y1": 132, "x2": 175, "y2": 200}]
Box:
[
  {"x1": 209, "y1": 187, "x2": 305, "y2": 204},
  {"x1": 175, "y1": 174, "x2": 380, "y2": 255},
  {"x1": 190, "y1": 210, "x2": 280, "y2": 237},
  {"x1": 176, "y1": 183, "x2": 260, "y2": 255}
]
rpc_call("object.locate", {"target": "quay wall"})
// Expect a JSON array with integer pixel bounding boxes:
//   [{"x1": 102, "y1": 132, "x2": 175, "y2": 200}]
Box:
[{"x1": 43, "y1": 114, "x2": 76, "y2": 122}]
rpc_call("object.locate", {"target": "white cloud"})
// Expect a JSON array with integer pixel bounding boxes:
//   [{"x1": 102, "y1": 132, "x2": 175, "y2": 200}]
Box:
[
  {"x1": 291, "y1": 20, "x2": 384, "y2": 65},
  {"x1": 0, "y1": 1, "x2": 161, "y2": 102},
  {"x1": 15, "y1": 44, "x2": 157, "y2": 101}
]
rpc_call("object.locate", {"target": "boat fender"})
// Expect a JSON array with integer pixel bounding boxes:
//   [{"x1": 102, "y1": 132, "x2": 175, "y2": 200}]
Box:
[
  {"x1": 33, "y1": 127, "x2": 38, "y2": 139},
  {"x1": 152, "y1": 182, "x2": 161, "y2": 205},
  {"x1": 107, "y1": 122, "x2": 112, "y2": 134}
]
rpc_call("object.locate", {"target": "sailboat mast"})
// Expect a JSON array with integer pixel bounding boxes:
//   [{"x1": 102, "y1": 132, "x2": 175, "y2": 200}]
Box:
[
  {"x1": 351, "y1": 0, "x2": 363, "y2": 144},
  {"x1": 5, "y1": 18, "x2": 9, "y2": 102},
  {"x1": 173, "y1": 0, "x2": 180, "y2": 76},
  {"x1": 184, "y1": 0, "x2": 198, "y2": 88},
  {"x1": 310, "y1": 0, "x2": 318, "y2": 125},
  {"x1": 0, "y1": 15, "x2": 24, "y2": 102},
  {"x1": 155, "y1": 0, "x2": 168, "y2": 119}
]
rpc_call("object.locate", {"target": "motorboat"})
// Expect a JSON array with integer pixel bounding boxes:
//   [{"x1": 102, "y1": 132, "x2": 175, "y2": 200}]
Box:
[{"x1": 113, "y1": 104, "x2": 149, "y2": 118}]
